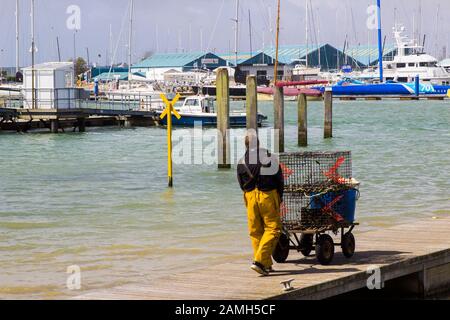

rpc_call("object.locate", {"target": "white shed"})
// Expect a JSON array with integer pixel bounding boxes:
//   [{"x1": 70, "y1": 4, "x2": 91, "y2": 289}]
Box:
[{"x1": 22, "y1": 62, "x2": 79, "y2": 109}]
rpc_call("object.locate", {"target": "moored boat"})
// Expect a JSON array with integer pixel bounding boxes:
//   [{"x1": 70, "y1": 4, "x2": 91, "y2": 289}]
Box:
[
  {"x1": 314, "y1": 78, "x2": 450, "y2": 97},
  {"x1": 155, "y1": 95, "x2": 267, "y2": 127},
  {"x1": 361, "y1": 24, "x2": 450, "y2": 85},
  {"x1": 192, "y1": 84, "x2": 247, "y2": 98}
]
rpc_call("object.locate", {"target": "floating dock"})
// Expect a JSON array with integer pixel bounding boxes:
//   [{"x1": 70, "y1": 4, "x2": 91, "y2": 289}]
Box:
[
  {"x1": 337, "y1": 95, "x2": 448, "y2": 101},
  {"x1": 0, "y1": 107, "x2": 159, "y2": 132},
  {"x1": 76, "y1": 216, "x2": 450, "y2": 300}
]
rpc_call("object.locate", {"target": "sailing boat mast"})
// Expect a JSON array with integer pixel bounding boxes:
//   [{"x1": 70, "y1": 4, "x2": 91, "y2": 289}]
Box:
[
  {"x1": 435, "y1": 5, "x2": 440, "y2": 57},
  {"x1": 200, "y1": 27, "x2": 204, "y2": 52},
  {"x1": 248, "y1": 10, "x2": 253, "y2": 58},
  {"x1": 128, "y1": 0, "x2": 134, "y2": 88},
  {"x1": 268, "y1": 6, "x2": 273, "y2": 48},
  {"x1": 315, "y1": 7, "x2": 321, "y2": 68},
  {"x1": 15, "y1": 0, "x2": 20, "y2": 74},
  {"x1": 273, "y1": 0, "x2": 281, "y2": 85},
  {"x1": 56, "y1": 36, "x2": 61, "y2": 62},
  {"x1": 305, "y1": 0, "x2": 309, "y2": 68},
  {"x1": 376, "y1": 0, "x2": 383, "y2": 82},
  {"x1": 31, "y1": 0, "x2": 36, "y2": 109},
  {"x1": 233, "y1": 0, "x2": 240, "y2": 67},
  {"x1": 109, "y1": 24, "x2": 113, "y2": 66}
]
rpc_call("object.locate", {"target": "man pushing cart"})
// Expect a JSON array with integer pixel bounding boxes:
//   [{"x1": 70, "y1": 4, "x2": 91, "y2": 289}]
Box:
[{"x1": 238, "y1": 135, "x2": 360, "y2": 275}]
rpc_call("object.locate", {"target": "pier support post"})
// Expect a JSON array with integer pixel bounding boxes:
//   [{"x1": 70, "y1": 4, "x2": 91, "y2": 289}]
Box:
[
  {"x1": 274, "y1": 86, "x2": 285, "y2": 153},
  {"x1": 324, "y1": 89, "x2": 333, "y2": 139},
  {"x1": 298, "y1": 93, "x2": 308, "y2": 147},
  {"x1": 246, "y1": 75, "x2": 258, "y2": 132},
  {"x1": 216, "y1": 68, "x2": 230, "y2": 169},
  {"x1": 50, "y1": 119, "x2": 59, "y2": 133},
  {"x1": 77, "y1": 118, "x2": 86, "y2": 132},
  {"x1": 414, "y1": 75, "x2": 420, "y2": 97},
  {"x1": 124, "y1": 118, "x2": 132, "y2": 128}
]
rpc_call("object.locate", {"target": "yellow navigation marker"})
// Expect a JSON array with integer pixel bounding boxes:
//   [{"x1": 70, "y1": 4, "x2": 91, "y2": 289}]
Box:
[
  {"x1": 447, "y1": 89, "x2": 450, "y2": 98},
  {"x1": 160, "y1": 93, "x2": 182, "y2": 187}
]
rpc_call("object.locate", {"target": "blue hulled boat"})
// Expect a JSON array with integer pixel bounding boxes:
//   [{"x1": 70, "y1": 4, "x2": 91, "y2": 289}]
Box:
[
  {"x1": 313, "y1": 22, "x2": 450, "y2": 97},
  {"x1": 315, "y1": 78, "x2": 450, "y2": 97},
  {"x1": 156, "y1": 96, "x2": 267, "y2": 127}
]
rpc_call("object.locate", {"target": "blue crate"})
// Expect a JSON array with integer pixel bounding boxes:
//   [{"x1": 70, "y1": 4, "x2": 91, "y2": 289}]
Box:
[{"x1": 310, "y1": 189, "x2": 359, "y2": 223}]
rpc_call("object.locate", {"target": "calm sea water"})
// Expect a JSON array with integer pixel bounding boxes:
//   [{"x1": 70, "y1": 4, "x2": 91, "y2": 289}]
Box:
[{"x1": 0, "y1": 100, "x2": 449, "y2": 299}]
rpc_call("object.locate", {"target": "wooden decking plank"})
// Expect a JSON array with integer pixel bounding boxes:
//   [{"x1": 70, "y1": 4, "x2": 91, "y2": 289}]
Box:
[{"x1": 75, "y1": 216, "x2": 450, "y2": 300}]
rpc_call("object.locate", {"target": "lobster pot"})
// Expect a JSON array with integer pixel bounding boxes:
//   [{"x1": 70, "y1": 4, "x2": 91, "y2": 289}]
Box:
[
  {"x1": 281, "y1": 192, "x2": 309, "y2": 230},
  {"x1": 279, "y1": 151, "x2": 354, "y2": 229},
  {"x1": 279, "y1": 151, "x2": 352, "y2": 189}
]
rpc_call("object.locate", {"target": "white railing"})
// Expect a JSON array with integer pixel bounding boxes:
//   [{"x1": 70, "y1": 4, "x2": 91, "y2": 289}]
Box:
[{"x1": 3, "y1": 88, "x2": 165, "y2": 112}]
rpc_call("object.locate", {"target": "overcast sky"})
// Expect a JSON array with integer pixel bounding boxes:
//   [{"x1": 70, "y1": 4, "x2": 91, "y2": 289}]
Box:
[{"x1": 0, "y1": 0, "x2": 449, "y2": 67}]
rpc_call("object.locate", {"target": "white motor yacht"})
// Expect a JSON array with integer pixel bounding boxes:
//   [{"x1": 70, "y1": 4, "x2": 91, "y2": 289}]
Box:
[{"x1": 362, "y1": 24, "x2": 450, "y2": 85}]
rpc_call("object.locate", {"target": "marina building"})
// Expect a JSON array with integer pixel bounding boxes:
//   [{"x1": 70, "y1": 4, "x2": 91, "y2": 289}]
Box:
[
  {"x1": 236, "y1": 44, "x2": 354, "y2": 81},
  {"x1": 131, "y1": 52, "x2": 228, "y2": 81},
  {"x1": 217, "y1": 53, "x2": 255, "y2": 66},
  {"x1": 94, "y1": 71, "x2": 146, "y2": 82},
  {"x1": 343, "y1": 45, "x2": 397, "y2": 68},
  {"x1": 90, "y1": 66, "x2": 129, "y2": 78},
  {"x1": 127, "y1": 43, "x2": 401, "y2": 83}
]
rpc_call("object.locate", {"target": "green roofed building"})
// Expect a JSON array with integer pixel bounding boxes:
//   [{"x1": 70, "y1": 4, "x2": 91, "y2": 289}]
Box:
[
  {"x1": 131, "y1": 52, "x2": 228, "y2": 81},
  {"x1": 237, "y1": 44, "x2": 355, "y2": 81},
  {"x1": 343, "y1": 44, "x2": 397, "y2": 68},
  {"x1": 95, "y1": 72, "x2": 147, "y2": 82},
  {"x1": 90, "y1": 66, "x2": 128, "y2": 78},
  {"x1": 217, "y1": 52, "x2": 255, "y2": 66},
  {"x1": 95, "y1": 72, "x2": 129, "y2": 81},
  {"x1": 127, "y1": 44, "x2": 401, "y2": 83}
]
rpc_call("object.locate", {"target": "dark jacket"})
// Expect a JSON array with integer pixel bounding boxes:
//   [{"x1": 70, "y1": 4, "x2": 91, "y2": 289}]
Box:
[{"x1": 237, "y1": 148, "x2": 284, "y2": 199}]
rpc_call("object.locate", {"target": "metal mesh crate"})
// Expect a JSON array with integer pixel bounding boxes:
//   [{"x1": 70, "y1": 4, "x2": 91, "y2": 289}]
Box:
[
  {"x1": 280, "y1": 151, "x2": 352, "y2": 191},
  {"x1": 281, "y1": 192, "x2": 308, "y2": 230},
  {"x1": 300, "y1": 209, "x2": 335, "y2": 231},
  {"x1": 279, "y1": 151, "x2": 354, "y2": 231}
]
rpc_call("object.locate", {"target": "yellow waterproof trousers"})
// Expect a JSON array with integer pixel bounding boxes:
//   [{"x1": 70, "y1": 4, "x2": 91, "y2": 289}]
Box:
[{"x1": 244, "y1": 189, "x2": 282, "y2": 269}]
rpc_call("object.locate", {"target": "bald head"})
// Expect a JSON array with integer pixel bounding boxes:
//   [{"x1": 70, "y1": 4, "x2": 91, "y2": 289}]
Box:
[{"x1": 245, "y1": 133, "x2": 259, "y2": 150}]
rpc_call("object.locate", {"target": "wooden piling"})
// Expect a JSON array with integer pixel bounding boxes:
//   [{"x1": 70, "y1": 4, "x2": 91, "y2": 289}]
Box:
[
  {"x1": 246, "y1": 75, "x2": 258, "y2": 132},
  {"x1": 77, "y1": 118, "x2": 86, "y2": 132},
  {"x1": 274, "y1": 86, "x2": 285, "y2": 153},
  {"x1": 324, "y1": 89, "x2": 333, "y2": 139},
  {"x1": 50, "y1": 119, "x2": 59, "y2": 133},
  {"x1": 124, "y1": 118, "x2": 132, "y2": 128},
  {"x1": 298, "y1": 93, "x2": 308, "y2": 147},
  {"x1": 216, "y1": 68, "x2": 231, "y2": 169}
]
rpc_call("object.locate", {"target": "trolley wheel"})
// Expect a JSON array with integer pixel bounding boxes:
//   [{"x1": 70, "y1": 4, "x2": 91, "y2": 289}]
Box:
[
  {"x1": 341, "y1": 232, "x2": 356, "y2": 258},
  {"x1": 315, "y1": 234, "x2": 335, "y2": 265},
  {"x1": 273, "y1": 233, "x2": 290, "y2": 263},
  {"x1": 299, "y1": 234, "x2": 314, "y2": 257}
]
